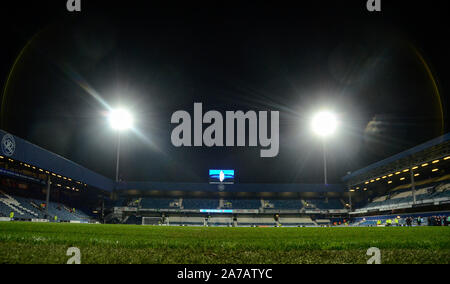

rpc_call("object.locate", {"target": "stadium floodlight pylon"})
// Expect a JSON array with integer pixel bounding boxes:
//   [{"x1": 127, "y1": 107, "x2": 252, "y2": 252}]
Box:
[
  {"x1": 311, "y1": 111, "x2": 338, "y2": 185},
  {"x1": 108, "y1": 108, "x2": 133, "y2": 182}
]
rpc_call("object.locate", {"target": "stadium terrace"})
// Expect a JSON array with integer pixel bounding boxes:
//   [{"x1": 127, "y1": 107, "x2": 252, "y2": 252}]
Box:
[{"x1": 170, "y1": 103, "x2": 279, "y2": 158}]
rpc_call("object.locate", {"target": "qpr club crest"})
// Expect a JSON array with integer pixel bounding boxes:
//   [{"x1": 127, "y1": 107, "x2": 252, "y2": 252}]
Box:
[{"x1": 1, "y1": 134, "x2": 16, "y2": 157}]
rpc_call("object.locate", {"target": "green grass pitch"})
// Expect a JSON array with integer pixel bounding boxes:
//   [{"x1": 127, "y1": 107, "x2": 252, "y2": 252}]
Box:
[{"x1": 0, "y1": 222, "x2": 449, "y2": 264}]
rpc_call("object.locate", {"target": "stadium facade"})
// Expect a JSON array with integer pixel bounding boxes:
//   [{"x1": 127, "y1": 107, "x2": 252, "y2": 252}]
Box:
[{"x1": 0, "y1": 129, "x2": 449, "y2": 226}]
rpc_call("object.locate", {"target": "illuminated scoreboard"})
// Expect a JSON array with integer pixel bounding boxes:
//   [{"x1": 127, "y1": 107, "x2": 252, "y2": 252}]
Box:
[{"x1": 209, "y1": 169, "x2": 235, "y2": 184}]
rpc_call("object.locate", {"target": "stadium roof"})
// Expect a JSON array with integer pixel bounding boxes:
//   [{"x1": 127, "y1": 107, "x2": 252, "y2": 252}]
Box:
[
  {"x1": 342, "y1": 132, "x2": 450, "y2": 185},
  {"x1": 0, "y1": 130, "x2": 115, "y2": 191},
  {"x1": 1, "y1": 129, "x2": 347, "y2": 194},
  {"x1": 4, "y1": 128, "x2": 447, "y2": 195}
]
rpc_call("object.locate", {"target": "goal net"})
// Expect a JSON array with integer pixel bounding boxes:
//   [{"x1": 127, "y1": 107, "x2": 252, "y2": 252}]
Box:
[{"x1": 142, "y1": 216, "x2": 162, "y2": 225}]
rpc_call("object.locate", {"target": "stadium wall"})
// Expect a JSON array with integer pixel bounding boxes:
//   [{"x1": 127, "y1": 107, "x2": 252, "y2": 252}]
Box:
[{"x1": 116, "y1": 181, "x2": 345, "y2": 193}]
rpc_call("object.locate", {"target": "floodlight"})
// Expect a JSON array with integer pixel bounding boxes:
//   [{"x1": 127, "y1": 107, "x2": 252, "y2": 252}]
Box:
[
  {"x1": 108, "y1": 108, "x2": 133, "y2": 130},
  {"x1": 311, "y1": 111, "x2": 337, "y2": 137}
]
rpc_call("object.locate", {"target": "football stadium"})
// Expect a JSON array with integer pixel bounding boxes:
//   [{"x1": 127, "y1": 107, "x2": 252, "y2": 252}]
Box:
[
  {"x1": 1, "y1": 1, "x2": 450, "y2": 266},
  {"x1": 1, "y1": 129, "x2": 449, "y2": 264}
]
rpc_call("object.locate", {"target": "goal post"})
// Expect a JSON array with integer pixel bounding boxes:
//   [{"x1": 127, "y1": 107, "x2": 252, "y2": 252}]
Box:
[{"x1": 142, "y1": 216, "x2": 162, "y2": 225}]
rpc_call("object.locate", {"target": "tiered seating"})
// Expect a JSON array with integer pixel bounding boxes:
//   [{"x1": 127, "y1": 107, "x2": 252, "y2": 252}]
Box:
[
  {"x1": 305, "y1": 199, "x2": 343, "y2": 209},
  {"x1": 140, "y1": 198, "x2": 177, "y2": 209},
  {"x1": 182, "y1": 199, "x2": 218, "y2": 209},
  {"x1": 123, "y1": 198, "x2": 344, "y2": 211},
  {"x1": 268, "y1": 200, "x2": 302, "y2": 209},
  {"x1": 0, "y1": 191, "x2": 90, "y2": 222},
  {"x1": 357, "y1": 183, "x2": 450, "y2": 211},
  {"x1": 391, "y1": 190, "x2": 412, "y2": 199},
  {"x1": 434, "y1": 190, "x2": 450, "y2": 199},
  {"x1": 27, "y1": 199, "x2": 90, "y2": 222},
  {"x1": 226, "y1": 199, "x2": 261, "y2": 209},
  {"x1": 373, "y1": 195, "x2": 388, "y2": 202},
  {"x1": 0, "y1": 202, "x2": 11, "y2": 217},
  {"x1": 0, "y1": 191, "x2": 40, "y2": 219},
  {"x1": 414, "y1": 188, "x2": 429, "y2": 196},
  {"x1": 48, "y1": 203, "x2": 86, "y2": 221}
]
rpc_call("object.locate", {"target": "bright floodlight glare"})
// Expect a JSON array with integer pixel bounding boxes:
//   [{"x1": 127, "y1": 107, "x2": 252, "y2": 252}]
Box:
[
  {"x1": 311, "y1": 111, "x2": 337, "y2": 137},
  {"x1": 109, "y1": 108, "x2": 133, "y2": 130}
]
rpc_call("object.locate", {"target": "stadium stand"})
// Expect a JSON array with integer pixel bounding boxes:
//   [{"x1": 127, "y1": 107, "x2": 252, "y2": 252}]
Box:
[
  {"x1": 266, "y1": 199, "x2": 302, "y2": 209},
  {"x1": 0, "y1": 190, "x2": 90, "y2": 222},
  {"x1": 182, "y1": 199, "x2": 218, "y2": 209},
  {"x1": 0, "y1": 190, "x2": 41, "y2": 219},
  {"x1": 355, "y1": 182, "x2": 450, "y2": 212},
  {"x1": 135, "y1": 198, "x2": 346, "y2": 211},
  {"x1": 304, "y1": 199, "x2": 344, "y2": 210},
  {"x1": 1, "y1": 130, "x2": 449, "y2": 228},
  {"x1": 140, "y1": 198, "x2": 180, "y2": 209},
  {"x1": 224, "y1": 199, "x2": 261, "y2": 209}
]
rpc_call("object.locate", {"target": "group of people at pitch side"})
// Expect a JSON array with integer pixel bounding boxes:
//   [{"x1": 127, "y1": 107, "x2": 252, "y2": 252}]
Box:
[
  {"x1": 427, "y1": 215, "x2": 449, "y2": 226},
  {"x1": 378, "y1": 217, "x2": 401, "y2": 226},
  {"x1": 376, "y1": 215, "x2": 450, "y2": 226},
  {"x1": 404, "y1": 216, "x2": 420, "y2": 226}
]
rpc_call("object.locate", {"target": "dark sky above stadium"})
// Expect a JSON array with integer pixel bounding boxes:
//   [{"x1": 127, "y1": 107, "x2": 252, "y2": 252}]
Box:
[{"x1": 0, "y1": 1, "x2": 448, "y2": 184}]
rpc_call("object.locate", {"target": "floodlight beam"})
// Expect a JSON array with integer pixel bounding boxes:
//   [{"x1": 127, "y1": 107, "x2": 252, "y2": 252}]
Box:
[
  {"x1": 311, "y1": 111, "x2": 337, "y2": 137},
  {"x1": 108, "y1": 108, "x2": 133, "y2": 131}
]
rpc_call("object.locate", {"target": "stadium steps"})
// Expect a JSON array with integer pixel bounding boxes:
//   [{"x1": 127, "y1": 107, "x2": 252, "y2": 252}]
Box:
[
  {"x1": 0, "y1": 190, "x2": 39, "y2": 218},
  {"x1": 0, "y1": 191, "x2": 90, "y2": 222}
]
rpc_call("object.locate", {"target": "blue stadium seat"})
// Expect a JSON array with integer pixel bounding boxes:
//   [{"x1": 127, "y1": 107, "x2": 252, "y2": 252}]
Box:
[
  {"x1": 0, "y1": 192, "x2": 90, "y2": 222},
  {"x1": 226, "y1": 199, "x2": 261, "y2": 209},
  {"x1": 268, "y1": 200, "x2": 302, "y2": 209},
  {"x1": 140, "y1": 198, "x2": 176, "y2": 209},
  {"x1": 183, "y1": 199, "x2": 218, "y2": 209}
]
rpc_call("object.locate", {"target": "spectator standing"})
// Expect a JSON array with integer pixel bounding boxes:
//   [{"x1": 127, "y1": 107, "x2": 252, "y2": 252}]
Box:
[{"x1": 406, "y1": 217, "x2": 412, "y2": 227}]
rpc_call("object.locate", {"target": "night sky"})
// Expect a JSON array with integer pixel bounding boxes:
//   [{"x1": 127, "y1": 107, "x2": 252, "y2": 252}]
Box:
[{"x1": 0, "y1": 1, "x2": 448, "y2": 184}]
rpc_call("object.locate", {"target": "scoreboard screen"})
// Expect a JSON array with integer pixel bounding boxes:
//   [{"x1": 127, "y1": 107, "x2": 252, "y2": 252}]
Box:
[{"x1": 209, "y1": 169, "x2": 235, "y2": 184}]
